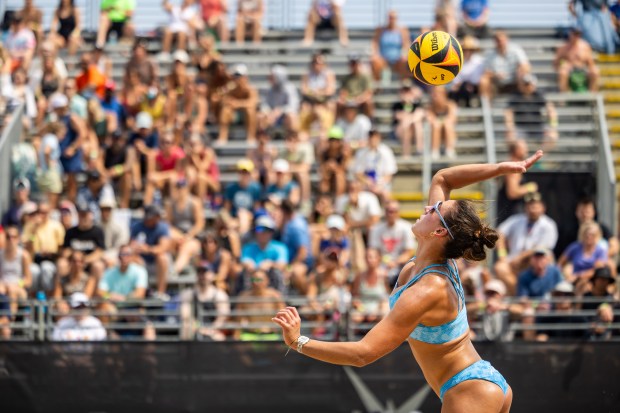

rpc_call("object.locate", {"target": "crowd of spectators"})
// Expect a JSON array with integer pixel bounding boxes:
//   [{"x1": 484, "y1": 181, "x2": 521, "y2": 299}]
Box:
[{"x1": 0, "y1": 1, "x2": 619, "y2": 342}]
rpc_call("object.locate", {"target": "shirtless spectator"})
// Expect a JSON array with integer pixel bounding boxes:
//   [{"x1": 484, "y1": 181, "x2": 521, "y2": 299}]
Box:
[
  {"x1": 217, "y1": 64, "x2": 258, "y2": 144},
  {"x1": 302, "y1": 0, "x2": 349, "y2": 46},
  {"x1": 235, "y1": 0, "x2": 264, "y2": 44},
  {"x1": 235, "y1": 269, "x2": 284, "y2": 341},
  {"x1": 554, "y1": 26, "x2": 599, "y2": 93},
  {"x1": 370, "y1": 10, "x2": 410, "y2": 82},
  {"x1": 479, "y1": 31, "x2": 530, "y2": 98}
]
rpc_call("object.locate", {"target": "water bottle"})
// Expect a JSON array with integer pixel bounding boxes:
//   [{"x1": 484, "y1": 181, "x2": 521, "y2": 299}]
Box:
[
  {"x1": 36, "y1": 291, "x2": 47, "y2": 318},
  {"x1": 109, "y1": 31, "x2": 118, "y2": 46}
]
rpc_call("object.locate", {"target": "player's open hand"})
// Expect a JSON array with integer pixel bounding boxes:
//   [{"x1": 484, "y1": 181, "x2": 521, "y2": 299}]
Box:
[
  {"x1": 272, "y1": 307, "x2": 301, "y2": 347},
  {"x1": 499, "y1": 150, "x2": 543, "y2": 174}
]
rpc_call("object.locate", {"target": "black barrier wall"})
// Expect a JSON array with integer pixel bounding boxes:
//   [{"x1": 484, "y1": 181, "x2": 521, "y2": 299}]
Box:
[{"x1": 0, "y1": 342, "x2": 619, "y2": 413}]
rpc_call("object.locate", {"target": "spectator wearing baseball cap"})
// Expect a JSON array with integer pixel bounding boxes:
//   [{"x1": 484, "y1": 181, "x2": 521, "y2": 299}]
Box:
[
  {"x1": 318, "y1": 126, "x2": 350, "y2": 196},
  {"x1": 266, "y1": 159, "x2": 300, "y2": 206},
  {"x1": 318, "y1": 214, "x2": 350, "y2": 268},
  {"x1": 130, "y1": 204, "x2": 172, "y2": 299},
  {"x1": 517, "y1": 247, "x2": 562, "y2": 298},
  {"x1": 76, "y1": 169, "x2": 116, "y2": 224},
  {"x1": 337, "y1": 53, "x2": 374, "y2": 117},
  {"x1": 223, "y1": 159, "x2": 263, "y2": 235},
  {"x1": 238, "y1": 215, "x2": 288, "y2": 294},
  {"x1": 100, "y1": 78, "x2": 127, "y2": 133},
  {"x1": 99, "y1": 196, "x2": 129, "y2": 265},
  {"x1": 52, "y1": 292, "x2": 107, "y2": 341}
]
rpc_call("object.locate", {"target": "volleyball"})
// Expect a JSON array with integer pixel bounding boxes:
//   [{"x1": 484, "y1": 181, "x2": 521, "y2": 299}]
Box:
[{"x1": 408, "y1": 30, "x2": 463, "y2": 86}]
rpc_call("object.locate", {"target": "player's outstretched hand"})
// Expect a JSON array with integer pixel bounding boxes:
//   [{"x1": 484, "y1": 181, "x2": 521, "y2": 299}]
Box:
[
  {"x1": 272, "y1": 306, "x2": 302, "y2": 347},
  {"x1": 499, "y1": 150, "x2": 543, "y2": 174}
]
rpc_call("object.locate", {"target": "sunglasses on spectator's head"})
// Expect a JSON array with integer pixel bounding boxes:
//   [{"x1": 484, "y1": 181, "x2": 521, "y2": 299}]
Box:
[{"x1": 429, "y1": 201, "x2": 455, "y2": 239}]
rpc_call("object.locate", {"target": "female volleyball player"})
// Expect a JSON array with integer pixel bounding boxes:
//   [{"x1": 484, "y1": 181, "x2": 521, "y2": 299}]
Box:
[{"x1": 273, "y1": 150, "x2": 544, "y2": 412}]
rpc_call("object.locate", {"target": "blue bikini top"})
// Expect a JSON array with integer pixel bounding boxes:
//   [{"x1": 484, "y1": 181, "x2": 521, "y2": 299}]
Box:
[{"x1": 388, "y1": 258, "x2": 469, "y2": 344}]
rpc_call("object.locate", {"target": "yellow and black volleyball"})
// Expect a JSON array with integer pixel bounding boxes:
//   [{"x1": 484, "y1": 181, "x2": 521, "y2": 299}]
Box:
[{"x1": 408, "y1": 30, "x2": 463, "y2": 86}]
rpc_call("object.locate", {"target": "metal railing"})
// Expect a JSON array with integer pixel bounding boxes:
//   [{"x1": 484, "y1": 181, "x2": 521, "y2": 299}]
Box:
[
  {"x1": 2, "y1": 295, "x2": 618, "y2": 342},
  {"x1": 481, "y1": 97, "x2": 498, "y2": 227},
  {"x1": 0, "y1": 103, "x2": 24, "y2": 218},
  {"x1": 594, "y1": 94, "x2": 616, "y2": 234}
]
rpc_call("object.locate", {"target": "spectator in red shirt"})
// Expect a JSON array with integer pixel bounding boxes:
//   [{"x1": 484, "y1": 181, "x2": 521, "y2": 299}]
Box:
[
  {"x1": 186, "y1": 133, "x2": 221, "y2": 200},
  {"x1": 144, "y1": 132, "x2": 186, "y2": 205},
  {"x1": 200, "y1": 0, "x2": 229, "y2": 42}
]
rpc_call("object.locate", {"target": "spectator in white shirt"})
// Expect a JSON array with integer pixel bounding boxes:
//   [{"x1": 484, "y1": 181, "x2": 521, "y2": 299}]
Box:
[
  {"x1": 352, "y1": 128, "x2": 397, "y2": 202},
  {"x1": 161, "y1": 0, "x2": 201, "y2": 55},
  {"x1": 479, "y1": 31, "x2": 531, "y2": 98},
  {"x1": 335, "y1": 101, "x2": 372, "y2": 151},
  {"x1": 448, "y1": 35, "x2": 485, "y2": 107},
  {"x1": 494, "y1": 192, "x2": 559, "y2": 294},
  {"x1": 368, "y1": 200, "x2": 417, "y2": 286},
  {"x1": 52, "y1": 292, "x2": 107, "y2": 341}
]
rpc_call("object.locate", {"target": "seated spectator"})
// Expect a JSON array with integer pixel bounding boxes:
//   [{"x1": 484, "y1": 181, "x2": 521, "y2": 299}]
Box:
[
  {"x1": 17, "y1": 0, "x2": 43, "y2": 43},
  {"x1": 579, "y1": 266, "x2": 616, "y2": 340},
  {"x1": 96, "y1": 0, "x2": 136, "y2": 48},
  {"x1": 554, "y1": 26, "x2": 600, "y2": 93},
  {"x1": 124, "y1": 40, "x2": 159, "y2": 89},
  {"x1": 558, "y1": 222, "x2": 607, "y2": 289},
  {"x1": 569, "y1": 197, "x2": 619, "y2": 261},
  {"x1": 58, "y1": 200, "x2": 78, "y2": 232},
  {"x1": 368, "y1": 200, "x2": 417, "y2": 286},
  {"x1": 427, "y1": 86, "x2": 458, "y2": 159},
  {"x1": 301, "y1": 52, "x2": 337, "y2": 107},
  {"x1": 352, "y1": 129, "x2": 397, "y2": 202},
  {"x1": 5, "y1": 14, "x2": 36, "y2": 72},
  {"x1": 473, "y1": 279, "x2": 524, "y2": 342},
  {"x1": 370, "y1": 10, "x2": 410, "y2": 82},
  {"x1": 61, "y1": 202, "x2": 106, "y2": 284},
  {"x1": 34, "y1": 52, "x2": 65, "y2": 127},
  {"x1": 458, "y1": 0, "x2": 490, "y2": 38},
  {"x1": 186, "y1": 133, "x2": 221, "y2": 200},
  {"x1": 298, "y1": 97, "x2": 334, "y2": 143},
  {"x1": 197, "y1": 231, "x2": 234, "y2": 292},
  {"x1": 130, "y1": 112, "x2": 159, "y2": 188},
  {"x1": 318, "y1": 127, "x2": 350, "y2": 196},
  {"x1": 495, "y1": 192, "x2": 559, "y2": 294},
  {"x1": 337, "y1": 54, "x2": 374, "y2": 118},
  {"x1": 247, "y1": 129, "x2": 277, "y2": 187},
  {"x1": 1, "y1": 62, "x2": 37, "y2": 123},
  {"x1": 165, "y1": 50, "x2": 195, "y2": 127},
  {"x1": 306, "y1": 248, "x2": 347, "y2": 320},
  {"x1": 181, "y1": 261, "x2": 230, "y2": 340},
  {"x1": 279, "y1": 132, "x2": 314, "y2": 208},
  {"x1": 199, "y1": 0, "x2": 229, "y2": 42},
  {"x1": 517, "y1": 248, "x2": 562, "y2": 298},
  {"x1": 0, "y1": 283, "x2": 10, "y2": 339},
  {"x1": 350, "y1": 248, "x2": 389, "y2": 327},
  {"x1": 260, "y1": 65, "x2": 300, "y2": 133},
  {"x1": 165, "y1": 178, "x2": 204, "y2": 275},
  {"x1": 434, "y1": 0, "x2": 458, "y2": 36},
  {"x1": 130, "y1": 205, "x2": 171, "y2": 299},
  {"x1": 302, "y1": 0, "x2": 348, "y2": 46},
  {"x1": 98, "y1": 245, "x2": 147, "y2": 303},
  {"x1": 479, "y1": 31, "x2": 530, "y2": 98},
  {"x1": 100, "y1": 80, "x2": 126, "y2": 133},
  {"x1": 0, "y1": 225, "x2": 32, "y2": 313},
  {"x1": 392, "y1": 80, "x2": 425, "y2": 157},
  {"x1": 76, "y1": 52, "x2": 107, "y2": 100},
  {"x1": 92, "y1": 45, "x2": 113, "y2": 78},
  {"x1": 49, "y1": 0, "x2": 82, "y2": 56},
  {"x1": 76, "y1": 170, "x2": 115, "y2": 224},
  {"x1": 495, "y1": 139, "x2": 538, "y2": 225},
  {"x1": 53, "y1": 250, "x2": 97, "y2": 299},
  {"x1": 267, "y1": 159, "x2": 301, "y2": 206},
  {"x1": 504, "y1": 74, "x2": 558, "y2": 146},
  {"x1": 234, "y1": 269, "x2": 284, "y2": 340},
  {"x1": 52, "y1": 292, "x2": 107, "y2": 341},
  {"x1": 102, "y1": 131, "x2": 135, "y2": 209},
  {"x1": 99, "y1": 197, "x2": 129, "y2": 266},
  {"x1": 335, "y1": 102, "x2": 372, "y2": 151},
  {"x1": 569, "y1": 0, "x2": 619, "y2": 54},
  {"x1": 238, "y1": 216, "x2": 288, "y2": 294},
  {"x1": 448, "y1": 36, "x2": 485, "y2": 107},
  {"x1": 2, "y1": 178, "x2": 33, "y2": 228},
  {"x1": 531, "y1": 281, "x2": 589, "y2": 341},
  {"x1": 144, "y1": 131, "x2": 185, "y2": 205},
  {"x1": 277, "y1": 201, "x2": 313, "y2": 294},
  {"x1": 318, "y1": 214, "x2": 350, "y2": 269},
  {"x1": 162, "y1": 0, "x2": 201, "y2": 55},
  {"x1": 309, "y1": 194, "x2": 335, "y2": 257},
  {"x1": 217, "y1": 64, "x2": 258, "y2": 144},
  {"x1": 236, "y1": 0, "x2": 264, "y2": 44},
  {"x1": 335, "y1": 180, "x2": 382, "y2": 272},
  {"x1": 63, "y1": 78, "x2": 87, "y2": 120},
  {"x1": 223, "y1": 159, "x2": 262, "y2": 235}
]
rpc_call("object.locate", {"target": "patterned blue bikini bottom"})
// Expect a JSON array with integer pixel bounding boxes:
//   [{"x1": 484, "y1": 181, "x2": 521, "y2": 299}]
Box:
[{"x1": 439, "y1": 360, "x2": 509, "y2": 402}]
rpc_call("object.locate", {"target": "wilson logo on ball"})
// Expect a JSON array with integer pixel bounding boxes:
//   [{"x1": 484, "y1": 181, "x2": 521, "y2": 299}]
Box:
[{"x1": 408, "y1": 31, "x2": 463, "y2": 86}]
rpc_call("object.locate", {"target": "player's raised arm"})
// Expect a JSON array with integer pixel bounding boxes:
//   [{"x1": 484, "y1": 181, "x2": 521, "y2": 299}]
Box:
[{"x1": 428, "y1": 150, "x2": 543, "y2": 204}]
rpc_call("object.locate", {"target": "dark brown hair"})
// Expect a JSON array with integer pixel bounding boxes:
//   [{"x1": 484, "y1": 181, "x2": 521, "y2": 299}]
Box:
[{"x1": 443, "y1": 200, "x2": 498, "y2": 261}]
